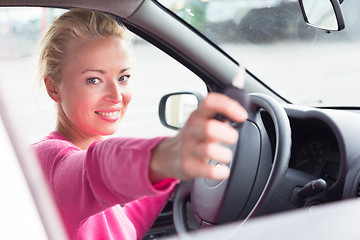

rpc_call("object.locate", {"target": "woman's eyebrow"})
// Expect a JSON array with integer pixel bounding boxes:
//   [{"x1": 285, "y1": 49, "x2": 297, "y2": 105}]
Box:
[
  {"x1": 119, "y1": 67, "x2": 131, "y2": 74},
  {"x1": 81, "y1": 67, "x2": 131, "y2": 74},
  {"x1": 81, "y1": 69, "x2": 106, "y2": 74}
]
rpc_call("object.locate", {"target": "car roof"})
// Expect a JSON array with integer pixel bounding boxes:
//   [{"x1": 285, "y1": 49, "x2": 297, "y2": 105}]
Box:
[{"x1": 0, "y1": 0, "x2": 144, "y2": 18}]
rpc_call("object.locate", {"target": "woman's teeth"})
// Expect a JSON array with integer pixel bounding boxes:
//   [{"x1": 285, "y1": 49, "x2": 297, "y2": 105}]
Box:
[{"x1": 95, "y1": 111, "x2": 120, "y2": 117}]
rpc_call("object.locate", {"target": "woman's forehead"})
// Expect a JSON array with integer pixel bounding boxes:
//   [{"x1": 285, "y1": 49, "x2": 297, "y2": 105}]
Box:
[{"x1": 63, "y1": 36, "x2": 131, "y2": 70}]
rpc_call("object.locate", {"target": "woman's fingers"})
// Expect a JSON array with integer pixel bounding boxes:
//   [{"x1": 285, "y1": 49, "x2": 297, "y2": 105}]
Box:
[
  {"x1": 188, "y1": 119, "x2": 239, "y2": 145},
  {"x1": 196, "y1": 92, "x2": 248, "y2": 123},
  {"x1": 182, "y1": 156, "x2": 231, "y2": 180},
  {"x1": 186, "y1": 140, "x2": 233, "y2": 164},
  {"x1": 206, "y1": 164, "x2": 231, "y2": 180},
  {"x1": 150, "y1": 91, "x2": 249, "y2": 182},
  {"x1": 177, "y1": 92, "x2": 248, "y2": 180}
]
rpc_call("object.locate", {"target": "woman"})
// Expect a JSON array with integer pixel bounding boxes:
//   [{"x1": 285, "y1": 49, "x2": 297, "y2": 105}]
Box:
[{"x1": 32, "y1": 8, "x2": 247, "y2": 239}]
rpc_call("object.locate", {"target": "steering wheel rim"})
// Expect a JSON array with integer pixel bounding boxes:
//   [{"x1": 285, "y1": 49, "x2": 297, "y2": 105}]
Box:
[{"x1": 173, "y1": 93, "x2": 292, "y2": 234}]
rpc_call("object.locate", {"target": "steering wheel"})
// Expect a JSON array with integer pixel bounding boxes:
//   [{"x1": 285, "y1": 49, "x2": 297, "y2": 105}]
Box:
[{"x1": 173, "y1": 93, "x2": 292, "y2": 234}]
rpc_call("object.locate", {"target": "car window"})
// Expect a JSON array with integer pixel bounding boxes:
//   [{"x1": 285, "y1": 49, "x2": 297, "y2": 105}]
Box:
[
  {"x1": 0, "y1": 7, "x2": 207, "y2": 145},
  {"x1": 158, "y1": 0, "x2": 360, "y2": 108}
]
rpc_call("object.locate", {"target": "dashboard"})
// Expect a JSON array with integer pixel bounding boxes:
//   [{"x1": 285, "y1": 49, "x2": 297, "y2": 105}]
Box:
[
  {"x1": 261, "y1": 105, "x2": 360, "y2": 212},
  {"x1": 289, "y1": 118, "x2": 340, "y2": 186}
]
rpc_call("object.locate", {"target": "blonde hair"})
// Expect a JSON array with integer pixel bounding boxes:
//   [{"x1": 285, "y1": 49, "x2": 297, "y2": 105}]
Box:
[{"x1": 39, "y1": 8, "x2": 128, "y2": 82}]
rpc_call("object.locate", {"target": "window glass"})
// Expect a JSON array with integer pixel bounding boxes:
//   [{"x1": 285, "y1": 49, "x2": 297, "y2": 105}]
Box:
[{"x1": 158, "y1": 0, "x2": 360, "y2": 107}]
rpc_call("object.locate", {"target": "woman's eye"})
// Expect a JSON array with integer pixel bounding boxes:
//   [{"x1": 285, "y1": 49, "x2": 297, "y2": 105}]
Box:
[
  {"x1": 118, "y1": 75, "x2": 130, "y2": 82},
  {"x1": 87, "y1": 77, "x2": 100, "y2": 84}
]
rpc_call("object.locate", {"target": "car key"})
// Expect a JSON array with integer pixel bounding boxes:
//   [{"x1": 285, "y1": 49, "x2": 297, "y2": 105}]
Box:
[{"x1": 215, "y1": 65, "x2": 250, "y2": 128}]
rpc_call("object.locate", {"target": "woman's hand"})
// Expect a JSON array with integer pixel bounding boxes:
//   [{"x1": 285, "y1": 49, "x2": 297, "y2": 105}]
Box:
[{"x1": 150, "y1": 92, "x2": 248, "y2": 183}]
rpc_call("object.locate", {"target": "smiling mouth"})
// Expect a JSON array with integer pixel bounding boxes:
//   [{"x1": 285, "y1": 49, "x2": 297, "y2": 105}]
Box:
[{"x1": 95, "y1": 111, "x2": 120, "y2": 118}]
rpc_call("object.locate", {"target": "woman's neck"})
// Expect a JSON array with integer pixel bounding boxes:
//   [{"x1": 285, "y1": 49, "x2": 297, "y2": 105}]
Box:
[{"x1": 56, "y1": 120, "x2": 103, "y2": 150}]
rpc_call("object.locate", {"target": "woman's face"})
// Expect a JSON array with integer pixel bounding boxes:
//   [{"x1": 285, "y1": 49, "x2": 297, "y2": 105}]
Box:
[{"x1": 55, "y1": 36, "x2": 133, "y2": 137}]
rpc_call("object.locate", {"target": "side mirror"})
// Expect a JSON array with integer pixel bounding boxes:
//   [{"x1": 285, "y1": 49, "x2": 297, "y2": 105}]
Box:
[
  {"x1": 299, "y1": 0, "x2": 345, "y2": 31},
  {"x1": 159, "y1": 92, "x2": 203, "y2": 130}
]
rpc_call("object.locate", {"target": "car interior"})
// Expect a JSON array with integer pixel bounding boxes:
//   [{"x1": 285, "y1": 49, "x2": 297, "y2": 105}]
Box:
[{"x1": 1, "y1": 0, "x2": 360, "y2": 239}]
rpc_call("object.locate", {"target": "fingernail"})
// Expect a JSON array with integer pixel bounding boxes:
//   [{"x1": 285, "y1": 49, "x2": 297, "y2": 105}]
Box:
[{"x1": 215, "y1": 165, "x2": 230, "y2": 179}]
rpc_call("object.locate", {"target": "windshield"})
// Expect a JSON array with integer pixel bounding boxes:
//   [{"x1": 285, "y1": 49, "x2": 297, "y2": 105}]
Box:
[{"x1": 158, "y1": 0, "x2": 360, "y2": 107}]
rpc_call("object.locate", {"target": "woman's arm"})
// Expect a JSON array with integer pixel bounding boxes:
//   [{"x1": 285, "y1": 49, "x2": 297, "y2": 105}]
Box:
[{"x1": 34, "y1": 136, "x2": 177, "y2": 232}]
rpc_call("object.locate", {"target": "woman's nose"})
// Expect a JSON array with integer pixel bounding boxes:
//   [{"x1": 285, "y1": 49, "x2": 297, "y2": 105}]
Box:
[{"x1": 104, "y1": 80, "x2": 123, "y2": 103}]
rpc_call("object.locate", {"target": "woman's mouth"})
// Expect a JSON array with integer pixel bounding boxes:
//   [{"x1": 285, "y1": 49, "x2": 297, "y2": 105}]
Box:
[{"x1": 95, "y1": 110, "x2": 121, "y2": 121}]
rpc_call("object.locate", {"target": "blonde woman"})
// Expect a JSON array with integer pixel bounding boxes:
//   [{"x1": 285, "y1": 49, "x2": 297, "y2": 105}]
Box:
[{"x1": 32, "y1": 8, "x2": 247, "y2": 239}]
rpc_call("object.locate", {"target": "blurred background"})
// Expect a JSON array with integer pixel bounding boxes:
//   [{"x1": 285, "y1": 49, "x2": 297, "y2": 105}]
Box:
[{"x1": 2, "y1": 1, "x2": 360, "y2": 147}]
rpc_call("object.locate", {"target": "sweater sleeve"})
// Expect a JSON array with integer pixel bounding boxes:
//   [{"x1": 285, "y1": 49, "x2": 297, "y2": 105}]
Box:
[
  {"x1": 32, "y1": 135, "x2": 178, "y2": 235},
  {"x1": 124, "y1": 178, "x2": 177, "y2": 239},
  {"x1": 84, "y1": 137, "x2": 176, "y2": 205}
]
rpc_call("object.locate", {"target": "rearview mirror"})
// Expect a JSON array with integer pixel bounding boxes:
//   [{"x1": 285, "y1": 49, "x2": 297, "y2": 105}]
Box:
[
  {"x1": 299, "y1": 0, "x2": 345, "y2": 31},
  {"x1": 159, "y1": 92, "x2": 203, "y2": 130}
]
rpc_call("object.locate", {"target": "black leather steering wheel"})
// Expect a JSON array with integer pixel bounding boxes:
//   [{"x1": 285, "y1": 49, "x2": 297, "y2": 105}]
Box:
[{"x1": 173, "y1": 93, "x2": 292, "y2": 234}]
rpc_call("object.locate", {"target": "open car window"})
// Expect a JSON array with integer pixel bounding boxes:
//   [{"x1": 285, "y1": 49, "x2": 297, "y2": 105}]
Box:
[{"x1": 0, "y1": 7, "x2": 207, "y2": 145}]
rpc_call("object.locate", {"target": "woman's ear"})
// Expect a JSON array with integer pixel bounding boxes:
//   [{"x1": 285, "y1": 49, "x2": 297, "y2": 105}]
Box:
[{"x1": 44, "y1": 77, "x2": 61, "y2": 102}]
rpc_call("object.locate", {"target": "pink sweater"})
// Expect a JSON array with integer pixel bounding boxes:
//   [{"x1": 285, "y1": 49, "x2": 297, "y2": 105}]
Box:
[{"x1": 31, "y1": 131, "x2": 178, "y2": 239}]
